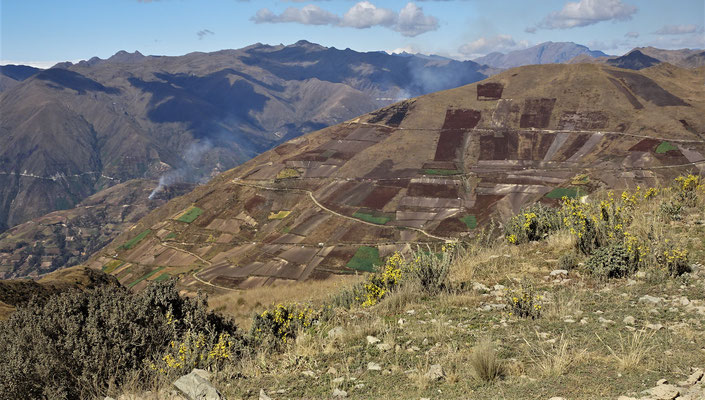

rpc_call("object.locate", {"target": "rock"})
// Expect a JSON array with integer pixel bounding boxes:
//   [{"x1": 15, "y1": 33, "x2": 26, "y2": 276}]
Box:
[
  {"x1": 368, "y1": 362, "x2": 382, "y2": 371},
  {"x1": 354, "y1": 383, "x2": 365, "y2": 389},
  {"x1": 332, "y1": 388, "x2": 348, "y2": 398},
  {"x1": 327, "y1": 367, "x2": 338, "y2": 375},
  {"x1": 406, "y1": 309, "x2": 416, "y2": 315},
  {"x1": 649, "y1": 384, "x2": 679, "y2": 399},
  {"x1": 646, "y1": 323, "x2": 663, "y2": 331},
  {"x1": 366, "y1": 335, "x2": 380, "y2": 345},
  {"x1": 472, "y1": 282, "x2": 490, "y2": 292},
  {"x1": 493, "y1": 284, "x2": 506, "y2": 290},
  {"x1": 328, "y1": 327, "x2": 345, "y2": 339},
  {"x1": 679, "y1": 369, "x2": 704, "y2": 386},
  {"x1": 173, "y1": 369, "x2": 222, "y2": 400},
  {"x1": 550, "y1": 269, "x2": 568, "y2": 277},
  {"x1": 302, "y1": 370, "x2": 316, "y2": 378},
  {"x1": 657, "y1": 379, "x2": 669, "y2": 385},
  {"x1": 623, "y1": 316, "x2": 636, "y2": 325},
  {"x1": 398, "y1": 318, "x2": 406, "y2": 326},
  {"x1": 377, "y1": 343, "x2": 392, "y2": 351},
  {"x1": 679, "y1": 297, "x2": 691, "y2": 306},
  {"x1": 259, "y1": 389, "x2": 272, "y2": 400},
  {"x1": 636, "y1": 271, "x2": 647, "y2": 278},
  {"x1": 598, "y1": 317, "x2": 615, "y2": 325},
  {"x1": 424, "y1": 364, "x2": 445, "y2": 381},
  {"x1": 332, "y1": 377, "x2": 344, "y2": 384},
  {"x1": 639, "y1": 295, "x2": 664, "y2": 305},
  {"x1": 627, "y1": 278, "x2": 637, "y2": 286}
]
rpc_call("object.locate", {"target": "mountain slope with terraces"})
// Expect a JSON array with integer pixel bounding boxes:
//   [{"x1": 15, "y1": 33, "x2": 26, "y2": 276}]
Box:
[{"x1": 87, "y1": 62, "x2": 705, "y2": 294}]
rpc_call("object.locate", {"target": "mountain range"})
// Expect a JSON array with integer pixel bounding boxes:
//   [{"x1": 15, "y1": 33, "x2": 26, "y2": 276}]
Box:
[
  {"x1": 473, "y1": 42, "x2": 609, "y2": 69},
  {"x1": 84, "y1": 62, "x2": 705, "y2": 294},
  {"x1": 0, "y1": 40, "x2": 495, "y2": 234}
]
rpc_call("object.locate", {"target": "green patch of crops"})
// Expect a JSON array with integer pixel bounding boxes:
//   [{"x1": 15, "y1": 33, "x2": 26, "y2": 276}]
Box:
[
  {"x1": 268, "y1": 210, "x2": 291, "y2": 220},
  {"x1": 546, "y1": 187, "x2": 584, "y2": 199},
  {"x1": 121, "y1": 229, "x2": 151, "y2": 250},
  {"x1": 153, "y1": 273, "x2": 171, "y2": 282},
  {"x1": 164, "y1": 232, "x2": 177, "y2": 240},
  {"x1": 422, "y1": 169, "x2": 462, "y2": 176},
  {"x1": 460, "y1": 215, "x2": 478, "y2": 230},
  {"x1": 655, "y1": 141, "x2": 678, "y2": 154},
  {"x1": 128, "y1": 267, "x2": 166, "y2": 288},
  {"x1": 102, "y1": 260, "x2": 125, "y2": 274},
  {"x1": 177, "y1": 207, "x2": 204, "y2": 223},
  {"x1": 353, "y1": 211, "x2": 391, "y2": 225},
  {"x1": 346, "y1": 246, "x2": 381, "y2": 272}
]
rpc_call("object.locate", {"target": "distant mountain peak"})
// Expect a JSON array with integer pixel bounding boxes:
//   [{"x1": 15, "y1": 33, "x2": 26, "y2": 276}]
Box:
[
  {"x1": 606, "y1": 50, "x2": 661, "y2": 70},
  {"x1": 107, "y1": 50, "x2": 145, "y2": 63},
  {"x1": 473, "y1": 41, "x2": 608, "y2": 69}
]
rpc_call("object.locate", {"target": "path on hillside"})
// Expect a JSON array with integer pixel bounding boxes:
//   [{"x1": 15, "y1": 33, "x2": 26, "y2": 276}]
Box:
[
  {"x1": 231, "y1": 178, "x2": 456, "y2": 243},
  {"x1": 159, "y1": 242, "x2": 240, "y2": 292}
]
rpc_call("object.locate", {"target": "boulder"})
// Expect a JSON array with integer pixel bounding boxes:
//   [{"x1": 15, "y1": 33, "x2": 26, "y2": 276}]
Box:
[{"x1": 173, "y1": 369, "x2": 222, "y2": 400}]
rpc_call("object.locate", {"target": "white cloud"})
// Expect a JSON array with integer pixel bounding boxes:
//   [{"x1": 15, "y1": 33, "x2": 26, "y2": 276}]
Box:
[
  {"x1": 251, "y1": 5, "x2": 340, "y2": 25},
  {"x1": 537, "y1": 0, "x2": 637, "y2": 30},
  {"x1": 395, "y1": 3, "x2": 439, "y2": 37},
  {"x1": 624, "y1": 31, "x2": 639, "y2": 38},
  {"x1": 653, "y1": 24, "x2": 700, "y2": 35},
  {"x1": 252, "y1": 2, "x2": 439, "y2": 37},
  {"x1": 525, "y1": 26, "x2": 537, "y2": 34},
  {"x1": 340, "y1": 1, "x2": 396, "y2": 28},
  {"x1": 458, "y1": 35, "x2": 529, "y2": 57},
  {"x1": 648, "y1": 33, "x2": 705, "y2": 49}
]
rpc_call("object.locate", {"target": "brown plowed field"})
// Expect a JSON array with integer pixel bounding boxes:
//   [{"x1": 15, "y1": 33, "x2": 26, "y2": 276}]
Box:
[
  {"x1": 479, "y1": 131, "x2": 519, "y2": 160},
  {"x1": 407, "y1": 183, "x2": 459, "y2": 198},
  {"x1": 629, "y1": 138, "x2": 660, "y2": 152},
  {"x1": 441, "y1": 109, "x2": 481, "y2": 130},
  {"x1": 477, "y1": 83, "x2": 503, "y2": 100},
  {"x1": 607, "y1": 69, "x2": 688, "y2": 107},
  {"x1": 359, "y1": 186, "x2": 402, "y2": 209},
  {"x1": 434, "y1": 129, "x2": 466, "y2": 161},
  {"x1": 519, "y1": 98, "x2": 556, "y2": 128}
]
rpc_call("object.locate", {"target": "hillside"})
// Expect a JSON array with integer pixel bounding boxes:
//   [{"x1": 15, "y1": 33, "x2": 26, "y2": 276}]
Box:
[
  {"x1": 0, "y1": 41, "x2": 493, "y2": 232},
  {"x1": 569, "y1": 47, "x2": 705, "y2": 70},
  {"x1": 0, "y1": 64, "x2": 41, "y2": 92},
  {"x1": 473, "y1": 42, "x2": 608, "y2": 69},
  {"x1": 0, "y1": 179, "x2": 193, "y2": 279},
  {"x1": 87, "y1": 63, "x2": 705, "y2": 295}
]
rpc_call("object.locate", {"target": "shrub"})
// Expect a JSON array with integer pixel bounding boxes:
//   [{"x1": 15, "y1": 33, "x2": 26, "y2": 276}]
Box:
[
  {"x1": 584, "y1": 244, "x2": 635, "y2": 279},
  {"x1": 0, "y1": 280, "x2": 239, "y2": 399},
  {"x1": 505, "y1": 281, "x2": 543, "y2": 319},
  {"x1": 660, "y1": 200, "x2": 682, "y2": 220},
  {"x1": 250, "y1": 303, "x2": 320, "y2": 346},
  {"x1": 505, "y1": 203, "x2": 561, "y2": 244},
  {"x1": 558, "y1": 252, "x2": 580, "y2": 271},
  {"x1": 407, "y1": 244, "x2": 456, "y2": 294},
  {"x1": 654, "y1": 243, "x2": 690, "y2": 276}
]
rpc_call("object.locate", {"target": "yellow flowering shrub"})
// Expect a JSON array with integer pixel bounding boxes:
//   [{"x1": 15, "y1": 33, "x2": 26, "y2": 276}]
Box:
[
  {"x1": 505, "y1": 203, "x2": 561, "y2": 244},
  {"x1": 250, "y1": 303, "x2": 318, "y2": 345},
  {"x1": 505, "y1": 281, "x2": 542, "y2": 319}
]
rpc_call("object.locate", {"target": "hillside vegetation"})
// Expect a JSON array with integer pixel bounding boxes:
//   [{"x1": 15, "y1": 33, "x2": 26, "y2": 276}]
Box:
[{"x1": 1, "y1": 175, "x2": 703, "y2": 399}]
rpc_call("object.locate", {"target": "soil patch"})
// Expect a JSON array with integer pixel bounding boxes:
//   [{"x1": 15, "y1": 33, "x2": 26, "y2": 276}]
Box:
[
  {"x1": 520, "y1": 98, "x2": 556, "y2": 129},
  {"x1": 477, "y1": 83, "x2": 503, "y2": 100},
  {"x1": 407, "y1": 183, "x2": 459, "y2": 198}
]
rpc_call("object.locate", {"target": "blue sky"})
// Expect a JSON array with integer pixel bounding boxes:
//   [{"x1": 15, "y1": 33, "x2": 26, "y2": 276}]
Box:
[{"x1": 1, "y1": 0, "x2": 703, "y2": 67}]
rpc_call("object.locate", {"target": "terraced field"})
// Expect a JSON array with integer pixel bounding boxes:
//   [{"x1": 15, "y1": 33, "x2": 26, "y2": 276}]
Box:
[{"x1": 88, "y1": 63, "x2": 705, "y2": 294}]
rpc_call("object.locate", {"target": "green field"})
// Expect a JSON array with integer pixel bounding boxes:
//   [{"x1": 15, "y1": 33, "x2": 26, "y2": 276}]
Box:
[
  {"x1": 545, "y1": 187, "x2": 584, "y2": 199},
  {"x1": 353, "y1": 211, "x2": 391, "y2": 225},
  {"x1": 422, "y1": 169, "x2": 462, "y2": 176},
  {"x1": 102, "y1": 260, "x2": 125, "y2": 274},
  {"x1": 655, "y1": 141, "x2": 678, "y2": 154},
  {"x1": 164, "y1": 232, "x2": 177, "y2": 240},
  {"x1": 121, "y1": 229, "x2": 151, "y2": 250},
  {"x1": 459, "y1": 214, "x2": 478, "y2": 230},
  {"x1": 128, "y1": 267, "x2": 166, "y2": 288},
  {"x1": 346, "y1": 246, "x2": 381, "y2": 272},
  {"x1": 153, "y1": 273, "x2": 171, "y2": 282},
  {"x1": 177, "y1": 207, "x2": 204, "y2": 223}
]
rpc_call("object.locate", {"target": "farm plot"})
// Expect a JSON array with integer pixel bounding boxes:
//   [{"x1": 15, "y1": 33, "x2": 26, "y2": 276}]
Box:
[
  {"x1": 558, "y1": 111, "x2": 608, "y2": 130},
  {"x1": 477, "y1": 82, "x2": 503, "y2": 100},
  {"x1": 346, "y1": 246, "x2": 381, "y2": 272},
  {"x1": 359, "y1": 186, "x2": 402, "y2": 209},
  {"x1": 519, "y1": 98, "x2": 556, "y2": 128},
  {"x1": 120, "y1": 229, "x2": 151, "y2": 250},
  {"x1": 176, "y1": 207, "x2": 203, "y2": 223}
]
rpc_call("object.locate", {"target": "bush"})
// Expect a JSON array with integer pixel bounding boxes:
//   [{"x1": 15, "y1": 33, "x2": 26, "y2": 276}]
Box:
[
  {"x1": 250, "y1": 303, "x2": 319, "y2": 346},
  {"x1": 505, "y1": 281, "x2": 543, "y2": 319},
  {"x1": 0, "y1": 280, "x2": 240, "y2": 399},
  {"x1": 660, "y1": 200, "x2": 682, "y2": 221},
  {"x1": 558, "y1": 252, "x2": 580, "y2": 271},
  {"x1": 407, "y1": 244, "x2": 456, "y2": 294},
  {"x1": 469, "y1": 339, "x2": 505, "y2": 382},
  {"x1": 584, "y1": 244, "x2": 635, "y2": 279},
  {"x1": 654, "y1": 244, "x2": 690, "y2": 277},
  {"x1": 505, "y1": 203, "x2": 561, "y2": 244}
]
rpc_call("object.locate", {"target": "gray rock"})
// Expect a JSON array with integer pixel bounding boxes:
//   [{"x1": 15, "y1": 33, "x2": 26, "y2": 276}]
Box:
[
  {"x1": 173, "y1": 369, "x2": 222, "y2": 400},
  {"x1": 366, "y1": 335, "x2": 380, "y2": 345},
  {"x1": 368, "y1": 361, "x2": 382, "y2": 371},
  {"x1": 259, "y1": 389, "x2": 272, "y2": 400},
  {"x1": 472, "y1": 282, "x2": 490, "y2": 292},
  {"x1": 377, "y1": 343, "x2": 392, "y2": 351},
  {"x1": 649, "y1": 384, "x2": 680, "y2": 400},
  {"x1": 425, "y1": 364, "x2": 445, "y2": 381},
  {"x1": 639, "y1": 295, "x2": 664, "y2": 305},
  {"x1": 332, "y1": 388, "x2": 348, "y2": 398},
  {"x1": 328, "y1": 327, "x2": 345, "y2": 339},
  {"x1": 302, "y1": 370, "x2": 316, "y2": 378},
  {"x1": 623, "y1": 316, "x2": 636, "y2": 325},
  {"x1": 679, "y1": 369, "x2": 704, "y2": 386},
  {"x1": 550, "y1": 269, "x2": 568, "y2": 277},
  {"x1": 646, "y1": 323, "x2": 663, "y2": 331},
  {"x1": 656, "y1": 379, "x2": 669, "y2": 385}
]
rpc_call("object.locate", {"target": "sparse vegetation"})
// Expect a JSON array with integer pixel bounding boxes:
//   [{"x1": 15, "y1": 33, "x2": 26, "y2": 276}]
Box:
[
  {"x1": 352, "y1": 210, "x2": 392, "y2": 225},
  {"x1": 422, "y1": 168, "x2": 462, "y2": 176},
  {"x1": 268, "y1": 210, "x2": 291, "y2": 220},
  {"x1": 655, "y1": 141, "x2": 678, "y2": 153},
  {"x1": 459, "y1": 214, "x2": 478, "y2": 229},
  {"x1": 120, "y1": 229, "x2": 151, "y2": 250}
]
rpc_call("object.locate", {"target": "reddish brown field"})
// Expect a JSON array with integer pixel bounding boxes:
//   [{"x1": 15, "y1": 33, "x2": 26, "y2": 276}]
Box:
[
  {"x1": 629, "y1": 138, "x2": 661, "y2": 152},
  {"x1": 477, "y1": 82, "x2": 504, "y2": 100},
  {"x1": 441, "y1": 109, "x2": 481, "y2": 130},
  {"x1": 434, "y1": 129, "x2": 466, "y2": 161},
  {"x1": 359, "y1": 186, "x2": 402, "y2": 209},
  {"x1": 519, "y1": 98, "x2": 556, "y2": 128},
  {"x1": 479, "y1": 131, "x2": 519, "y2": 160},
  {"x1": 407, "y1": 183, "x2": 459, "y2": 198}
]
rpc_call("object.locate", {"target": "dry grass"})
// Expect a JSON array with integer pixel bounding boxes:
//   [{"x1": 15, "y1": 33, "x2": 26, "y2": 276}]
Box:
[
  {"x1": 597, "y1": 329, "x2": 656, "y2": 371},
  {"x1": 208, "y1": 275, "x2": 362, "y2": 327},
  {"x1": 469, "y1": 339, "x2": 505, "y2": 382},
  {"x1": 523, "y1": 333, "x2": 585, "y2": 377},
  {"x1": 543, "y1": 288, "x2": 583, "y2": 321}
]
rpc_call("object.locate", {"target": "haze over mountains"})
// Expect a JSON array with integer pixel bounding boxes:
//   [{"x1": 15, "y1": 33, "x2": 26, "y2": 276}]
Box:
[
  {"x1": 0, "y1": 40, "x2": 494, "y2": 234},
  {"x1": 86, "y1": 62, "x2": 704, "y2": 294}
]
